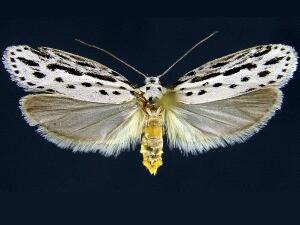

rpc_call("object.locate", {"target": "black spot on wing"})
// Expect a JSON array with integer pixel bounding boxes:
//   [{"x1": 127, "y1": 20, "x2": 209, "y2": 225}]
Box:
[
  {"x1": 213, "y1": 83, "x2": 222, "y2": 87},
  {"x1": 85, "y1": 72, "x2": 117, "y2": 82},
  {"x1": 190, "y1": 72, "x2": 221, "y2": 83},
  {"x1": 31, "y1": 49, "x2": 52, "y2": 59},
  {"x1": 81, "y1": 82, "x2": 92, "y2": 87},
  {"x1": 27, "y1": 82, "x2": 35, "y2": 86},
  {"x1": 251, "y1": 46, "x2": 272, "y2": 58},
  {"x1": 47, "y1": 64, "x2": 82, "y2": 76},
  {"x1": 33, "y1": 72, "x2": 46, "y2": 78},
  {"x1": 277, "y1": 75, "x2": 283, "y2": 79},
  {"x1": 113, "y1": 91, "x2": 121, "y2": 95},
  {"x1": 185, "y1": 92, "x2": 193, "y2": 96},
  {"x1": 17, "y1": 57, "x2": 39, "y2": 67},
  {"x1": 223, "y1": 63, "x2": 257, "y2": 76},
  {"x1": 241, "y1": 77, "x2": 250, "y2": 82},
  {"x1": 55, "y1": 77, "x2": 64, "y2": 82},
  {"x1": 100, "y1": 90, "x2": 108, "y2": 95},
  {"x1": 264, "y1": 57, "x2": 285, "y2": 65},
  {"x1": 198, "y1": 90, "x2": 206, "y2": 95},
  {"x1": 229, "y1": 84, "x2": 237, "y2": 88},
  {"x1": 67, "y1": 84, "x2": 75, "y2": 89},
  {"x1": 258, "y1": 71, "x2": 270, "y2": 77}
]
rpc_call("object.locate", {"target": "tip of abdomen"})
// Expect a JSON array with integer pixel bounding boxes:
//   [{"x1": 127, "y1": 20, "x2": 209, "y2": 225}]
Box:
[{"x1": 142, "y1": 152, "x2": 163, "y2": 175}]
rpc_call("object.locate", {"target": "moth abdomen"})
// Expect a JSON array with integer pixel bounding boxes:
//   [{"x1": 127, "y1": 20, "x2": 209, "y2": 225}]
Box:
[{"x1": 140, "y1": 112, "x2": 164, "y2": 175}]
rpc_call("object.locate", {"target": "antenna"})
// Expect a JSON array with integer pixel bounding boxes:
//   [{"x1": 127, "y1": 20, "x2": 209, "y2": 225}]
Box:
[
  {"x1": 157, "y1": 31, "x2": 219, "y2": 78},
  {"x1": 75, "y1": 39, "x2": 148, "y2": 78}
]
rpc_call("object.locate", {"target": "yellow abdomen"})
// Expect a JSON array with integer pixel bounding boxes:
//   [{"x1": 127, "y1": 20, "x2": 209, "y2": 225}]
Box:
[{"x1": 140, "y1": 114, "x2": 164, "y2": 175}]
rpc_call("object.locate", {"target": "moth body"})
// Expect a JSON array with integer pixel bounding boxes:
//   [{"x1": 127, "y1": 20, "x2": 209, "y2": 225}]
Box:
[{"x1": 139, "y1": 77, "x2": 165, "y2": 175}]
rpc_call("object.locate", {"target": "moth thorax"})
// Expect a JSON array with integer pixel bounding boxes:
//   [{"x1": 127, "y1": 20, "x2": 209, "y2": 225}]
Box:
[{"x1": 140, "y1": 113, "x2": 164, "y2": 175}]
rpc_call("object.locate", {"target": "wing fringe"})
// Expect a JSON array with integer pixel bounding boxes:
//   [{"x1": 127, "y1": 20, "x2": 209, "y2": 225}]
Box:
[{"x1": 165, "y1": 88, "x2": 283, "y2": 155}]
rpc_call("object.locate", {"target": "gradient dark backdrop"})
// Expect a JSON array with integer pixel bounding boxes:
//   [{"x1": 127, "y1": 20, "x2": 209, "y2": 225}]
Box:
[{"x1": 0, "y1": 17, "x2": 299, "y2": 192}]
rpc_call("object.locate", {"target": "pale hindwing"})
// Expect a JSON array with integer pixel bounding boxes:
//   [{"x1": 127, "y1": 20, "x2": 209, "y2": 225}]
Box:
[
  {"x1": 3, "y1": 45, "x2": 135, "y2": 104},
  {"x1": 20, "y1": 94, "x2": 145, "y2": 156},
  {"x1": 165, "y1": 88, "x2": 282, "y2": 154},
  {"x1": 173, "y1": 44, "x2": 297, "y2": 104}
]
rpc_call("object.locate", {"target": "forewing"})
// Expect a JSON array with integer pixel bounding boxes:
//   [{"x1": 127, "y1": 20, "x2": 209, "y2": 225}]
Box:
[
  {"x1": 165, "y1": 88, "x2": 282, "y2": 154},
  {"x1": 3, "y1": 45, "x2": 135, "y2": 103},
  {"x1": 172, "y1": 44, "x2": 297, "y2": 104},
  {"x1": 20, "y1": 94, "x2": 144, "y2": 156}
]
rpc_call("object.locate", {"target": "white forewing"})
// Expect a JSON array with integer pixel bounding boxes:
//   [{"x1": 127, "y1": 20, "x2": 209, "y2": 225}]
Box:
[
  {"x1": 165, "y1": 88, "x2": 282, "y2": 154},
  {"x1": 3, "y1": 45, "x2": 135, "y2": 104},
  {"x1": 173, "y1": 44, "x2": 297, "y2": 104},
  {"x1": 20, "y1": 94, "x2": 144, "y2": 156}
]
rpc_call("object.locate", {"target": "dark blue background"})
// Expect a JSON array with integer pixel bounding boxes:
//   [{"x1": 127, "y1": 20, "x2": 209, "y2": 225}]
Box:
[{"x1": 0, "y1": 17, "x2": 299, "y2": 191}]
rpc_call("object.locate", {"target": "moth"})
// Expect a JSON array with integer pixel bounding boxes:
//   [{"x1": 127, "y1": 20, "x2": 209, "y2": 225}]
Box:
[{"x1": 2, "y1": 32, "x2": 298, "y2": 175}]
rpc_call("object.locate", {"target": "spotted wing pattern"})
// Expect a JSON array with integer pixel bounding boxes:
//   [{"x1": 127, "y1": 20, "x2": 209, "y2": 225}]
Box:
[
  {"x1": 3, "y1": 45, "x2": 135, "y2": 104},
  {"x1": 172, "y1": 44, "x2": 297, "y2": 104}
]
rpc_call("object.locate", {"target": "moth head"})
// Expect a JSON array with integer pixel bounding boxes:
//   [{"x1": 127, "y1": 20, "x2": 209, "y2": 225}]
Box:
[{"x1": 145, "y1": 76, "x2": 160, "y2": 85}]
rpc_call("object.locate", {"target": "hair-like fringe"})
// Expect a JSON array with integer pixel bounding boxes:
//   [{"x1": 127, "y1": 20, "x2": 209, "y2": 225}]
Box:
[
  {"x1": 19, "y1": 95, "x2": 144, "y2": 157},
  {"x1": 165, "y1": 88, "x2": 283, "y2": 155}
]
